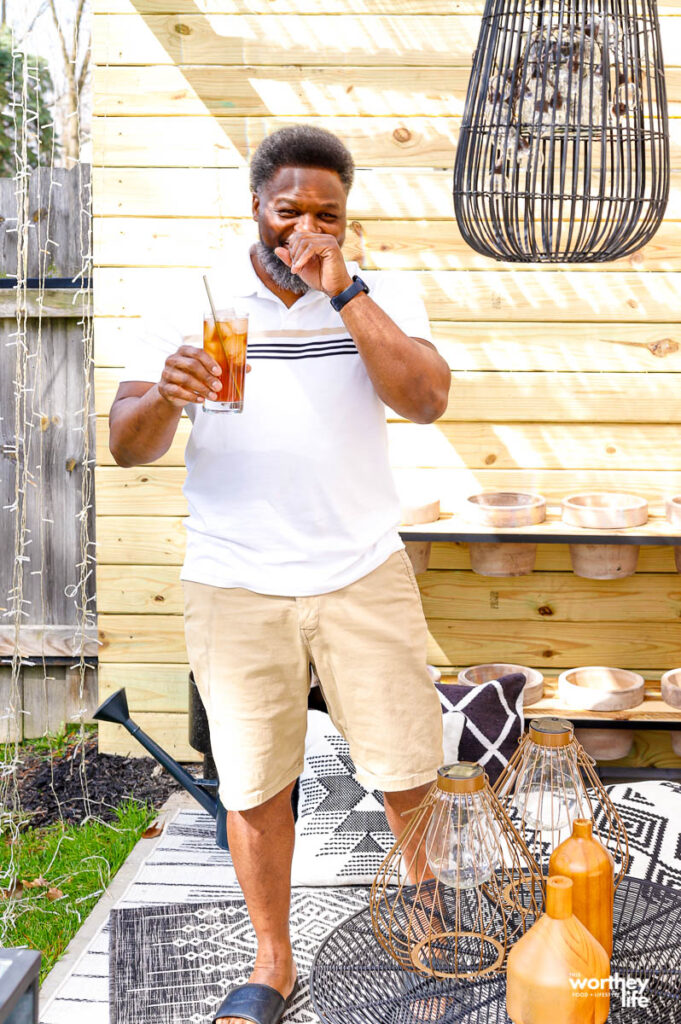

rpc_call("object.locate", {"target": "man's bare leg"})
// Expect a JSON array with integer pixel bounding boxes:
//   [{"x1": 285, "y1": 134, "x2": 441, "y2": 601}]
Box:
[
  {"x1": 383, "y1": 782, "x2": 434, "y2": 883},
  {"x1": 217, "y1": 781, "x2": 298, "y2": 1024}
]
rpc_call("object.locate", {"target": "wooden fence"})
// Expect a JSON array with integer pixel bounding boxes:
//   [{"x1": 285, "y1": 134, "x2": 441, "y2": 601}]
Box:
[
  {"x1": 93, "y1": 0, "x2": 681, "y2": 765},
  {"x1": 0, "y1": 166, "x2": 97, "y2": 740}
]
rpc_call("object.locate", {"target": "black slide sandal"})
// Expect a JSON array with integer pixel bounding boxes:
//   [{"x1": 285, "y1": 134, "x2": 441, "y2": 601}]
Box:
[{"x1": 211, "y1": 978, "x2": 299, "y2": 1024}]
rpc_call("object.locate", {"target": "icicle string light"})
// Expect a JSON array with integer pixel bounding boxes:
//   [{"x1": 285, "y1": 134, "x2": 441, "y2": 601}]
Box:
[{"x1": 1, "y1": 16, "x2": 96, "y2": 942}]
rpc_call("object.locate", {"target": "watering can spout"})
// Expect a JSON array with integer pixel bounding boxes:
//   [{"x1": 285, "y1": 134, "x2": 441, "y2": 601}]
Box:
[{"x1": 93, "y1": 687, "x2": 227, "y2": 847}]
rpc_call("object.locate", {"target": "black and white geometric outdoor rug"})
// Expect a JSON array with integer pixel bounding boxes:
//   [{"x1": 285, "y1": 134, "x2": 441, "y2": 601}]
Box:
[
  {"x1": 109, "y1": 891, "x2": 369, "y2": 1024},
  {"x1": 40, "y1": 780, "x2": 681, "y2": 1024}
]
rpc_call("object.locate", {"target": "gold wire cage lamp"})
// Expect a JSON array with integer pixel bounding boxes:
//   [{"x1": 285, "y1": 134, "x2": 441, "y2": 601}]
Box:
[
  {"x1": 494, "y1": 717, "x2": 629, "y2": 885},
  {"x1": 370, "y1": 763, "x2": 544, "y2": 981}
]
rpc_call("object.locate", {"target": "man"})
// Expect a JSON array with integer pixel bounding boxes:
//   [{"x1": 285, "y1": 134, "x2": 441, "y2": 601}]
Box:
[{"x1": 109, "y1": 125, "x2": 449, "y2": 1024}]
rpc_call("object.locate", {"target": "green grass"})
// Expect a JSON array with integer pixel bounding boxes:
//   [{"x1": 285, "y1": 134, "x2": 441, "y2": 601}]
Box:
[{"x1": 0, "y1": 798, "x2": 156, "y2": 980}]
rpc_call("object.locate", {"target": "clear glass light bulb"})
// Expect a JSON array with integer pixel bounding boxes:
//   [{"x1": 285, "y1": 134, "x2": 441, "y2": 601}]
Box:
[
  {"x1": 425, "y1": 792, "x2": 497, "y2": 890},
  {"x1": 512, "y1": 749, "x2": 580, "y2": 831}
]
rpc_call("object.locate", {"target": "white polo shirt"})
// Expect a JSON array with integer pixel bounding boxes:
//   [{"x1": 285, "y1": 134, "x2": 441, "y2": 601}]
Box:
[{"x1": 120, "y1": 245, "x2": 433, "y2": 596}]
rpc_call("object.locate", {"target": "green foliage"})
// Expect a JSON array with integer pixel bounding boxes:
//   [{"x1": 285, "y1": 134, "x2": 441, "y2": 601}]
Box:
[
  {"x1": 0, "y1": 798, "x2": 156, "y2": 980},
  {"x1": 0, "y1": 26, "x2": 56, "y2": 177}
]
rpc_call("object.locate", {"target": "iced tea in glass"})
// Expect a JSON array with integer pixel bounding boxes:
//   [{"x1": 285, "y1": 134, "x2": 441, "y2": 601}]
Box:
[{"x1": 202, "y1": 309, "x2": 249, "y2": 413}]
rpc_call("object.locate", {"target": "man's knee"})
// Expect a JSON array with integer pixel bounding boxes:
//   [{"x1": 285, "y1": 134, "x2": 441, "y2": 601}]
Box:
[{"x1": 230, "y1": 779, "x2": 297, "y2": 824}]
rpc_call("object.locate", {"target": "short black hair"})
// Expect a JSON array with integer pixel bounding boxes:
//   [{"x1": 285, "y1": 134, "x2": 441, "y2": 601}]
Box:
[{"x1": 250, "y1": 125, "x2": 354, "y2": 195}]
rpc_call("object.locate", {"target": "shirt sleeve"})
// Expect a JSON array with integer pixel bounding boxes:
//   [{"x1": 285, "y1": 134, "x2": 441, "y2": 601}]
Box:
[{"x1": 368, "y1": 270, "x2": 433, "y2": 343}]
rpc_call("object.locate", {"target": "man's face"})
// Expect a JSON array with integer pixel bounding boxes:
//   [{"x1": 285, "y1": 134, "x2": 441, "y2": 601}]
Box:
[{"x1": 252, "y1": 165, "x2": 348, "y2": 255}]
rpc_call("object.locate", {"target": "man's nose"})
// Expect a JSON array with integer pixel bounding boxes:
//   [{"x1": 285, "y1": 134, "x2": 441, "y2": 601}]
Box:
[{"x1": 298, "y1": 213, "x2": 322, "y2": 232}]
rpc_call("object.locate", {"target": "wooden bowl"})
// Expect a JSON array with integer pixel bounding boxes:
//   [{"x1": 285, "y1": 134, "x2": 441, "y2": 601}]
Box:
[
  {"x1": 665, "y1": 497, "x2": 681, "y2": 573},
  {"x1": 400, "y1": 499, "x2": 440, "y2": 526},
  {"x1": 569, "y1": 542, "x2": 640, "y2": 580},
  {"x1": 404, "y1": 541, "x2": 432, "y2": 575},
  {"x1": 661, "y1": 668, "x2": 681, "y2": 710},
  {"x1": 666, "y1": 495, "x2": 681, "y2": 527},
  {"x1": 466, "y1": 491, "x2": 546, "y2": 528},
  {"x1": 558, "y1": 666, "x2": 645, "y2": 711},
  {"x1": 468, "y1": 542, "x2": 537, "y2": 577},
  {"x1": 574, "y1": 728, "x2": 635, "y2": 760},
  {"x1": 458, "y1": 663, "x2": 545, "y2": 705},
  {"x1": 562, "y1": 493, "x2": 648, "y2": 530}
]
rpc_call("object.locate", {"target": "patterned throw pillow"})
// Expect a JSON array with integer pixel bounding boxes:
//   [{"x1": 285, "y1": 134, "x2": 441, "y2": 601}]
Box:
[
  {"x1": 290, "y1": 709, "x2": 463, "y2": 887},
  {"x1": 435, "y1": 673, "x2": 526, "y2": 784}
]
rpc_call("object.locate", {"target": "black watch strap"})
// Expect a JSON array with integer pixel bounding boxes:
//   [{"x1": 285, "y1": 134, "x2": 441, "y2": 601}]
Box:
[{"x1": 330, "y1": 275, "x2": 370, "y2": 312}]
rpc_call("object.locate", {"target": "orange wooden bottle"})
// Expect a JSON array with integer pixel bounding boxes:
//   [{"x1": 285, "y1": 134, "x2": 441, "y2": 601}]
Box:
[
  {"x1": 506, "y1": 876, "x2": 610, "y2": 1024},
  {"x1": 549, "y1": 817, "x2": 615, "y2": 956}
]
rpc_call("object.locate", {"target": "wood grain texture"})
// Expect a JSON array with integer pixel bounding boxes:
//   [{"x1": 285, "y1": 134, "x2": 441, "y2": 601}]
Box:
[
  {"x1": 92, "y1": 114, "x2": 681, "y2": 170},
  {"x1": 95, "y1": 465, "x2": 681, "y2": 514},
  {"x1": 97, "y1": 611, "x2": 681, "y2": 669},
  {"x1": 94, "y1": 366, "x2": 681, "y2": 424},
  {"x1": 98, "y1": 662, "x2": 190, "y2": 712},
  {"x1": 92, "y1": 64, "x2": 681, "y2": 118},
  {"x1": 92, "y1": 268, "x2": 681, "y2": 323},
  {"x1": 95, "y1": 416, "x2": 681, "y2": 471},
  {"x1": 92, "y1": 0, "x2": 681, "y2": 14},
  {"x1": 94, "y1": 523, "x2": 679, "y2": 572},
  {"x1": 93, "y1": 14, "x2": 681, "y2": 67},
  {"x1": 95, "y1": 317, "x2": 681, "y2": 373},
  {"x1": 98, "y1": 714, "x2": 198, "y2": 760},
  {"x1": 91, "y1": 166, "x2": 681, "y2": 220},
  {"x1": 0, "y1": 626, "x2": 99, "y2": 657},
  {"x1": 96, "y1": 564, "x2": 681, "y2": 621},
  {"x1": 93, "y1": 217, "x2": 681, "y2": 271}
]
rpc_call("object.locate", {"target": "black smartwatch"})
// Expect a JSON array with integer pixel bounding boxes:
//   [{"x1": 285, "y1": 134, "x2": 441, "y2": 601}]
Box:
[{"x1": 330, "y1": 275, "x2": 370, "y2": 312}]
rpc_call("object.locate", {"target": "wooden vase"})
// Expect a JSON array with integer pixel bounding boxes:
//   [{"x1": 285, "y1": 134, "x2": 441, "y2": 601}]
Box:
[
  {"x1": 506, "y1": 876, "x2": 610, "y2": 1024},
  {"x1": 548, "y1": 818, "x2": 615, "y2": 957}
]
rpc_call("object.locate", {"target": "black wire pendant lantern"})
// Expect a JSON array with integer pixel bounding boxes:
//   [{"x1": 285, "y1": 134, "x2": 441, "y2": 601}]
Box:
[{"x1": 453, "y1": 0, "x2": 670, "y2": 262}]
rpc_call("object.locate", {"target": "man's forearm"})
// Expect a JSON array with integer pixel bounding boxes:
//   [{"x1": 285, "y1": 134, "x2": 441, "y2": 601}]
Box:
[
  {"x1": 339, "y1": 292, "x2": 450, "y2": 423},
  {"x1": 109, "y1": 386, "x2": 183, "y2": 467}
]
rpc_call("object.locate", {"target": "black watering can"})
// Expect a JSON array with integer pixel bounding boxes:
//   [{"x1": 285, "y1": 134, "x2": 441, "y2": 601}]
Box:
[{"x1": 93, "y1": 686, "x2": 228, "y2": 849}]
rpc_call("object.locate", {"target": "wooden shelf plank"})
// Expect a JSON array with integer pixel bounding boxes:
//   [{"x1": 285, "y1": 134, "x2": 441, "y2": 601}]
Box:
[
  {"x1": 502, "y1": 676, "x2": 681, "y2": 724},
  {"x1": 401, "y1": 513, "x2": 681, "y2": 545}
]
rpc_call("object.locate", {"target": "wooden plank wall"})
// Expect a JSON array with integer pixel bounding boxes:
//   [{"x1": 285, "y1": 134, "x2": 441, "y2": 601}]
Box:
[{"x1": 93, "y1": 0, "x2": 681, "y2": 761}]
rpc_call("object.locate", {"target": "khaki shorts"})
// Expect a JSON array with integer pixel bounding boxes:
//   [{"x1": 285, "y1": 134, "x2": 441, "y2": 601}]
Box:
[{"x1": 183, "y1": 549, "x2": 444, "y2": 810}]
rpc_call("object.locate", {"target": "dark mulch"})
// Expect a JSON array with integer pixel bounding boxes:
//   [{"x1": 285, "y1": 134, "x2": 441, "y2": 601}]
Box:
[{"x1": 13, "y1": 735, "x2": 193, "y2": 827}]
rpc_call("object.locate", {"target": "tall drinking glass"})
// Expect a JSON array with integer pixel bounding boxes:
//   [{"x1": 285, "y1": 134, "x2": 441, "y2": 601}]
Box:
[{"x1": 202, "y1": 308, "x2": 249, "y2": 413}]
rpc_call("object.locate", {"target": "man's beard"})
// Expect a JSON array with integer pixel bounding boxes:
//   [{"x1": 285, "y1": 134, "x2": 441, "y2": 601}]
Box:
[{"x1": 255, "y1": 241, "x2": 310, "y2": 295}]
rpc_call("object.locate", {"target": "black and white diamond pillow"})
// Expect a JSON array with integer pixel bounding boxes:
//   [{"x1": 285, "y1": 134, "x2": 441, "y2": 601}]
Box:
[
  {"x1": 291, "y1": 709, "x2": 463, "y2": 887},
  {"x1": 435, "y1": 673, "x2": 526, "y2": 784}
]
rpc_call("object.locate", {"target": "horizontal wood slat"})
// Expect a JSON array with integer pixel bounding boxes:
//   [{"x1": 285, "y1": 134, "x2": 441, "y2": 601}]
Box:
[
  {"x1": 0, "y1": 626, "x2": 99, "y2": 657},
  {"x1": 95, "y1": 466, "x2": 681, "y2": 515},
  {"x1": 93, "y1": 15, "x2": 681, "y2": 67},
  {"x1": 96, "y1": 417, "x2": 681, "y2": 472},
  {"x1": 96, "y1": 564, "x2": 681, "y2": 621},
  {"x1": 94, "y1": 318, "x2": 681, "y2": 373},
  {"x1": 93, "y1": 64, "x2": 681, "y2": 118},
  {"x1": 93, "y1": 217, "x2": 681, "y2": 271},
  {"x1": 93, "y1": 0, "x2": 681, "y2": 14},
  {"x1": 96, "y1": 670, "x2": 681, "y2": 727},
  {"x1": 0, "y1": 294, "x2": 90, "y2": 318},
  {"x1": 94, "y1": 367, "x2": 681, "y2": 424},
  {"x1": 92, "y1": 114, "x2": 681, "y2": 169},
  {"x1": 97, "y1": 612, "x2": 681, "y2": 669},
  {"x1": 94, "y1": 518, "x2": 680, "y2": 572},
  {"x1": 93, "y1": 268, "x2": 681, "y2": 323},
  {"x1": 91, "y1": 167, "x2": 681, "y2": 220},
  {"x1": 99, "y1": 662, "x2": 190, "y2": 712},
  {"x1": 97, "y1": 516, "x2": 187, "y2": 563},
  {"x1": 98, "y1": 714, "x2": 198, "y2": 759}
]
